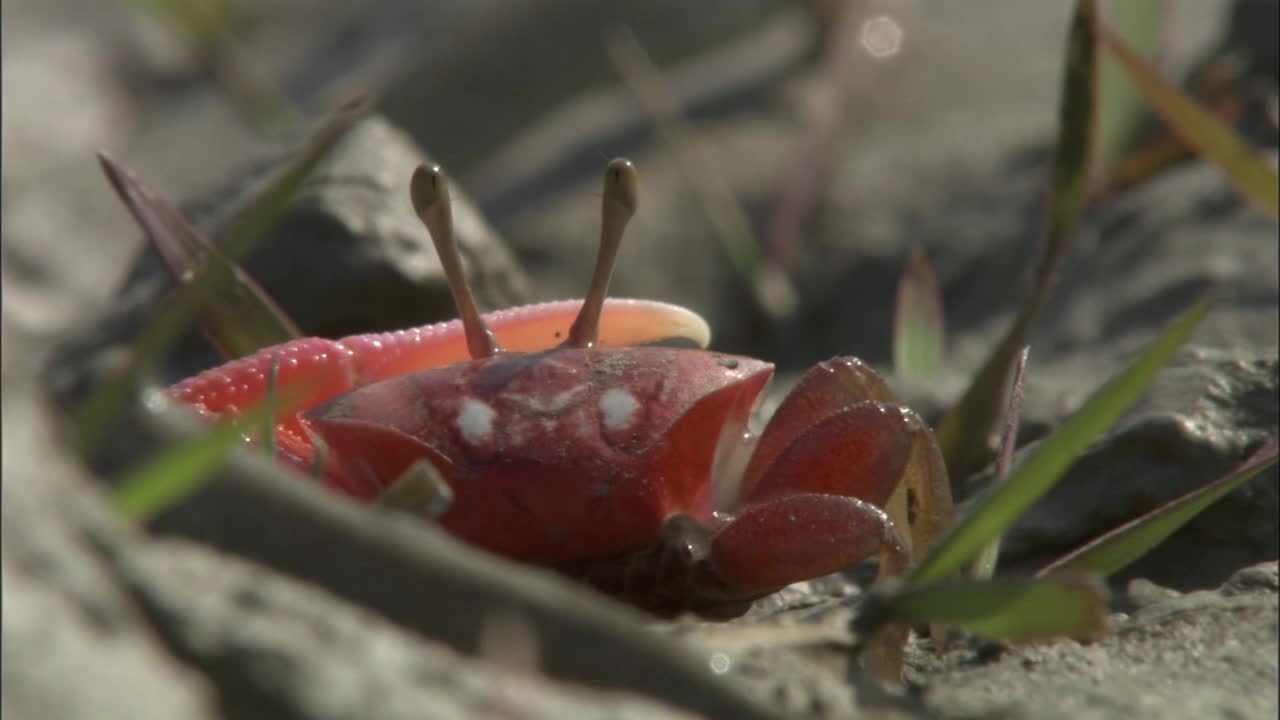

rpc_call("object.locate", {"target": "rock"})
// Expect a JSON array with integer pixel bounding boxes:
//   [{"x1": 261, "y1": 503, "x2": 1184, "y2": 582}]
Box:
[
  {"x1": 119, "y1": 397, "x2": 779, "y2": 720},
  {"x1": 1221, "y1": 560, "x2": 1280, "y2": 596},
  {"x1": 108, "y1": 536, "x2": 708, "y2": 720},
  {"x1": 673, "y1": 563, "x2": 1280, "y2": 720},
  {"x1": 159, "y1": 113, "x2": 529, "y2": 341},
  {"x1": 994, "y1": 347, "x2": 1278, "y2": 591},
  {"x1": 921, "y1": 562, "x2": 1280, "y2": 720},
  {"x1": 43, "y1": 113, "x2": 530, "y2": 407},
  {"x1": 2, "y1": 354, "x2": 220, "y2": 720}
]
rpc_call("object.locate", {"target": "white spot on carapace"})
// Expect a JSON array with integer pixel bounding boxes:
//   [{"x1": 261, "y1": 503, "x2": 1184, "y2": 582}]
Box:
[
  {"x1": 599, "y1": 388, "x2": 640, "y2": 433},
  {"x1": 457, "y1": 398, "x2": 496, "y2": 447}
]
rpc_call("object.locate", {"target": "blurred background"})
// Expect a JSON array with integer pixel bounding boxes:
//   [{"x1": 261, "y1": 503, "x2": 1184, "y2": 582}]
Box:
[{"x1": 4, "y1": 0, "x2": 1276, "y2": 391}]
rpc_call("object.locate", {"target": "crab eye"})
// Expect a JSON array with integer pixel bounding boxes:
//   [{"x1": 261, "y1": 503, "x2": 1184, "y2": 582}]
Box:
[{"x1": 605, "y1": 158, "x2": 639, "y2": 215}]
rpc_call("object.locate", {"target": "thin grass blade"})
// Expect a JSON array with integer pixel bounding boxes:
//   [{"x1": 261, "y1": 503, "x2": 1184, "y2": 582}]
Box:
[
  {"x1": 1094, "y1": 0, "x2": 1166, "y2": 177},
  {"x1": 217, "y1": 95, "x2": 371, "y2": 261},
  {"x1": 261, "y1": 351, "x2": 281, "y2": 457},
  {"x1": 112, "y1": 412, "x2": 248, "y2": 520},
  {"x1": 123, "y1": 0, "x2": 238, "y2": 51},
  {"x1": 856, "y1": 575, "x2": 1109, "y2": 644},
  {"x1": 893, "y1": 246, "x2": 946, "y2": 380},
  {"x1": 969, "y1": 346, "x2": 1030, "y2": 579},
  {"x1": 935, "y1": 0, "x2": 1099, "y2": 480},
  {"x1": 74, "y1": 100, "x2": 367, "y2": 456},
  {"x1": 1039, "y1": 437, "x2": 1279, "y2": 577},
  {"x1": 113, "y1": 368, "x2": 315, "y2": 520},
  {"x1": 102, "y1": 155, "x2": 302, "y2": 359},
  {"x1": 603, "y1": 27, "x2": 797, "y2": 322},
  {"x1": 910, "y1": 296, "x2": 1208, "y2": 586},
  {"x1": 1097, "y1": 21, "x2": 1279, "y2": 219}
]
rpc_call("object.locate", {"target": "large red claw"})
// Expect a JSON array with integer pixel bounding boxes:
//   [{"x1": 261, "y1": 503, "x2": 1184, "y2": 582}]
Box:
[
  {"x1": 743, "y1": 401, "x2": 916, "y2": 509},
  {"x1": 740, "y1": 357, "x2": 894, "y2": 500},
  {"x1": 169, "y1": 337, "x2": 361, "y2": 440},
  {"x1": 710, "y1": 493, "x2": 909, "y2": 594},
  {"x1": 170, "y1": 298, "x2": 709, "y2": 444}
]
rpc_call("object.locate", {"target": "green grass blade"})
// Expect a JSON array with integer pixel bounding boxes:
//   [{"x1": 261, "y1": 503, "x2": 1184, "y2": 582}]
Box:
[
  {"x1": 1095, "y1": 0, "x2": 1166, "y2": 174},
  {"x1": 113, "y1": 403, "x2": 251, "y2": 520},
  {"x1": 112, "y1": 371, "x2": 317, "y2": 520},
  {"x1": 216, "y1": 95, "x2": 371, "y2": 261},
  {"x1": 857, "y1": 575, "x2": 1109, "y2": 644},
  {"x1": 910, "y1": 296, "x2": 1208, "y2": 586},
  {"x1": 124, "y1": 0, "x2": 238, "y2": 51},
  {"x1": 74, "y1": 100, "x2": 367, "y2": 457},
  {"x1": 935, "y1": 0, "x2": 1099, "y2": 480},
  {"x1": 893, "y1": 246, "x2": 946, "y2": 379},
  {"x1": 1039, "y1": 437, "x2": 1278, "y2": 577},
  {"x1": 101, "y1": 155, "x2": 302, "y2": 359},
  {"x1": 261, "y1": 352, "x2": 280, "y2": 457},
  {"x1": 1098, "y1": 21, "x2": 1279, "y2": 219}
]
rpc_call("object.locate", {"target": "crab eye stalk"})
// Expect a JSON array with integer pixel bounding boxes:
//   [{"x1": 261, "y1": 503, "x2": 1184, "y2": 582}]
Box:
[
  {"x1": 411, "y1": 163, "x2": 501, "y2": 359},
  {"x1": 565, "y1": 158, "x2": 639, "y2": 349}
]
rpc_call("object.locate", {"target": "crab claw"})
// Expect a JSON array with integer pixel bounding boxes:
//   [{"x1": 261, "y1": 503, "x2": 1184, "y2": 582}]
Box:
[
  {"x1": 699, "y1": 355, "x2": 954, "y2": 599},
  {"x1": 709, "y1": 493, "x2": 909, "y2": 594},
  {"x1": 702, "y1": 401, "x2": 918, "y2": 596},
  {"x1": 746, "y1": 401, "x2": 917, "y2": 507},
  {"x1": 738, "y1": 357, "x2": 894, "y2": 501}
]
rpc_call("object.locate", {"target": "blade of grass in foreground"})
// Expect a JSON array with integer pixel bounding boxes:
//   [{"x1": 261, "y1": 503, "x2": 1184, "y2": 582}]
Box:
[
  {"x1": 935, "y1": 0, "x2": 1099, "y2": 481},
  {"x1": 102, "y1": 156, "x2": 301, "y2": 359},
  {"x1": 909, "y1": 296, "x2": 1208, "y2": 586},
  {"x1": 113, "y1": 370, "x2": 318, "y2": 520},
  {"x1": 1039, "y1": 437, "x2": 1279, "y2": 577},
  {"x1": 1094, "y1": 0, "x2": 1166, "y2": 177},
  {"x1": 968, "y1": 346, "x2": 1030, "y2": 579},
  {"x1": 112, "y1": 408, "x2": 249, "y2": 520},
  {"x1": 893, "y1": 246, "x2": 946, "y2": 380},
  {"x1": 74, "y1": 100, "x2": 367, "y2": 457},
  {"x1": 856, "y1": 575, "x2": 1109, "y2": 644},
  {"x1": 216, "y1": 95, "x2": 371, "y2": 261},
  {"x1": 1098, "y1": 20, "x2": 1279, "y2": 219}
]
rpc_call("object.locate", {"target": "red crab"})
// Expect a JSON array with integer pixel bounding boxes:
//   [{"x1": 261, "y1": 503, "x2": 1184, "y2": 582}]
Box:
[{"x1": 148, "y1": 158, "x2": 952, "y2": 619}]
